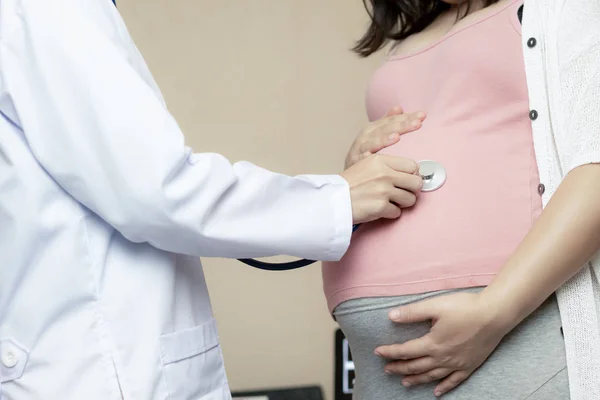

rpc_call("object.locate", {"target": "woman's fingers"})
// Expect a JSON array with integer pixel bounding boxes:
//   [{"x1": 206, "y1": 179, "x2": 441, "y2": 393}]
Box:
[
  {"x1": 385, "y1": 106, "x2": 404, "y2": 117},
  {"x1": 434, "y1": 370, "x2": 471, "y2": 397},
  {"x1": 376, "y1": 334, "x2": 433, "y2": 361},
  {"x1": 361, "y1": 112, "x2": 424, "y2": 155},
  {"x1": 402, "y1": 368, "x2": 454, "y2": 388},
  {"x1": 345, "y1": 151, "x2": 374, "y2": 170},
  {"x1": 373, "y1": 110, "x2": 423, "y2": 130},
  {"x1": 384, "y1": 357, "x2": 438, "y2": 376},
  {"x1": 358, "y1": 131, "x2": 401, "y2": 156},
  {"x1": 345, "y1": 109, "x2": 425, "y2": 169}
]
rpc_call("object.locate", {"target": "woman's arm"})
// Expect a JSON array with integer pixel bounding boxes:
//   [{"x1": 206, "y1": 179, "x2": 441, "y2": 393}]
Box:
[{"x1": 481, "y1": 163, "x2": 600, "y2": 327}]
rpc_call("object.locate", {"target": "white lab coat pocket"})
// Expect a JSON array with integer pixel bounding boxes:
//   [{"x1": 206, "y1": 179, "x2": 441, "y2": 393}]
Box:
[{"x1": 159, "y1": 319, "x2": 230, "y2": 400}]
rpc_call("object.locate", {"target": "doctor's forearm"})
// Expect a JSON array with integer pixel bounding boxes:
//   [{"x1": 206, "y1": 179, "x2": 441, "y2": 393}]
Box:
[{"x1": 481, "y1": 163, "x2": 600, "y2": 331}]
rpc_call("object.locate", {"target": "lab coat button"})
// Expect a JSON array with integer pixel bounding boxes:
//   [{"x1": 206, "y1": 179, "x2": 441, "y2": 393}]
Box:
[
  {"x1": 418, "y1": 160, "x2": 447, "y2": 192},
  {"x1": 2, "y1": 351, "x2": 17, "y2": 368},
  {"x1": 0, "y1": 338, "x2": 29, "y2": 383},
  {"x1": 538, "y1": 183, "x2": 545, "y2": 195},
  {"x1": 527, "y1": 38, "x2": 537, "y2": 48}
]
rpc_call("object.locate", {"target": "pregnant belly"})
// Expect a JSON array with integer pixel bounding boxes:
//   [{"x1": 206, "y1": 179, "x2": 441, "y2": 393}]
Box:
[{"x1": 322, "y1": 120, "x2": 541, "y2": 309}]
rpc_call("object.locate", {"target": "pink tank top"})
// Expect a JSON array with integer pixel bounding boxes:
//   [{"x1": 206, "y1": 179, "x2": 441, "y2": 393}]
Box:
[{"x1": 323, "y1": 0, "x2": 542, "y2": 313}]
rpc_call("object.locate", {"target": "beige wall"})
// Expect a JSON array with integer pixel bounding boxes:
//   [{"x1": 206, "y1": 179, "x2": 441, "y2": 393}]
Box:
[{"x1": 119, "y1": 1, "x2": 384, "y2": 399}]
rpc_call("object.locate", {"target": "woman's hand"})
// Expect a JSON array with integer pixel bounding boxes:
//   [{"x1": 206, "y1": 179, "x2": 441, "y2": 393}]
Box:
[
  {"x1": 345, "y1": 107, "x2": 426, "y2": 169},
  {"x1": 374, "y1": 292, "x2": 511, "y2": 397}
]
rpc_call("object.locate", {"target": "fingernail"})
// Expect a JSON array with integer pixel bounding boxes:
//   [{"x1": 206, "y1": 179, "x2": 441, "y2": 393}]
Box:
[
  {"x1": 388, "y1": 133, "x2": 399, "y2": 142},
  {"x1": 374, "y1": 349, "x2": 382, "y2": 357},
  {"x1": 389, "y1": 309, "x2": 401, "y2": 320},
  {"x1": 434, "y1": 391, "x2": 442, "y2": 397},
  {"x1": 385, "y1": 369, "x2": 393, "y2": 375},
  {"x1": 411, "y1": 120, "x2": 421, "y2": 127},
  {"x1": 417, "y1": 111, "x2": 426, "y2": 118},
  {"x1": 403, "y1": 382, "x2": 411, "y2": 388}
]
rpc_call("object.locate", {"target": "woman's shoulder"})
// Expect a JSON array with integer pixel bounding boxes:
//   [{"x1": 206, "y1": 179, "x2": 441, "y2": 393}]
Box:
[
  {"x1": 555, "y1": 0, "x2": 600, "y2": 62},
  {"x1": 387, "y1": 9, "x2": 455, "y2": 59},
  {"x1": 388, "y1": 0, "x2": 521, "y2": 60}
]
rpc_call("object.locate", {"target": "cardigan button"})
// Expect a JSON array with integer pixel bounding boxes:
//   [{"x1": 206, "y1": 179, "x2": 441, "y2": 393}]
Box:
[
  {"x1": 527, "y1": 37, "x2": 537, "y2": 48},
  {"x1": 538, "y1": 183, "x2": 546, "y2": 195},
  {"x1": 529, "y1": 110, "x2": 539, "y2": 120}
]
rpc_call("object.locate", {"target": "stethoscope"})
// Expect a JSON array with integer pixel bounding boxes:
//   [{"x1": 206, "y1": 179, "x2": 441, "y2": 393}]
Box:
[
  {"x1": 109, "y1": 0, "x2": 440, "y2": 271},
  {"x1": 237, "y1": 160, "x2": 447, "y2": 271}
]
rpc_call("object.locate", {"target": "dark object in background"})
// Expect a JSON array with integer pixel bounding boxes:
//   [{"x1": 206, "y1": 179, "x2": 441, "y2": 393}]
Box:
[
  {"x1": 335, "y1": 329, "x2": 353, "y2": 400},
  {"x1": 232, "y1": 385, "x2": 323, "y2": 400}
]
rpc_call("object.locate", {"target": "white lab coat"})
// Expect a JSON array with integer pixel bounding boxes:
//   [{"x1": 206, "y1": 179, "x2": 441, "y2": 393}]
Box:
[{"x1": 0, "y1": 0, "x2": 352, "y2": 398}]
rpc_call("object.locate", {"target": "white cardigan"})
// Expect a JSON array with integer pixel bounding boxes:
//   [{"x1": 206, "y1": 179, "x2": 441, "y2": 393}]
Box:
[{"x1": 522, "y1": 0, "x2": 600, "y2": 398}]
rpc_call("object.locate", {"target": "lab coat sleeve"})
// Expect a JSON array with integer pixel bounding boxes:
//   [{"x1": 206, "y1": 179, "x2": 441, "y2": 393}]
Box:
[{"x1": 0, "y1": 0, "x2": 352, "y2": 260}]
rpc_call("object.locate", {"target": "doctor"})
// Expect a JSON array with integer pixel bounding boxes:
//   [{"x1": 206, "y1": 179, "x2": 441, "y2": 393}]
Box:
[{"x1": 0, "y1": 0, "x2": 424, "y2": 399}]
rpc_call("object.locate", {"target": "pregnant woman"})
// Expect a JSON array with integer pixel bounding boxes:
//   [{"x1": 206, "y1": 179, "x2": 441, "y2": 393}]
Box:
[{"x1": 323, "y1": 0, "x2": 600, "y2": 398}]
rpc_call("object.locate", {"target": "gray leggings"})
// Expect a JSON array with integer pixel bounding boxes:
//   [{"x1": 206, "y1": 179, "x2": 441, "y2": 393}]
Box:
[{"x1": 334, "y1": 288, "x2": 569, "y2": 400}]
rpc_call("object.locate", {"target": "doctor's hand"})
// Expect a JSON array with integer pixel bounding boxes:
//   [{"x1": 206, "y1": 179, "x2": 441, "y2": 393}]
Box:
[
  {"x1": 345, "y1": 107, "x2": 426, "y2": 169},
  {"x1": 375, "y1": 292, "x2": 509, "y2": 397},
  {"x1": 341, "y1": 154, "x2": 423, "y2": 224}
]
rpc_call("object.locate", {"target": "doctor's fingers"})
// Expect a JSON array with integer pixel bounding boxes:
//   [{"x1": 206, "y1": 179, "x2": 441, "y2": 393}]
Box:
[
  {"x1": 381, "y1": 202, "x2": 403, "y2": 220},
  {"x1": 390, "y1": 188, "x2": 418, "y2": 208},
  {"x1": 392, "y1": 172, "x2": 424, "y2": 194},
  {"x1": 378, "y1": 155, "x2": 421, "y2": 175}
]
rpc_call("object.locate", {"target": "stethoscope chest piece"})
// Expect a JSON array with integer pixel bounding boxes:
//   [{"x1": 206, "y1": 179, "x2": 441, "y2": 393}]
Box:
[{"x1": 418, "y1": 160, "x2": 446, "y2": 192}]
